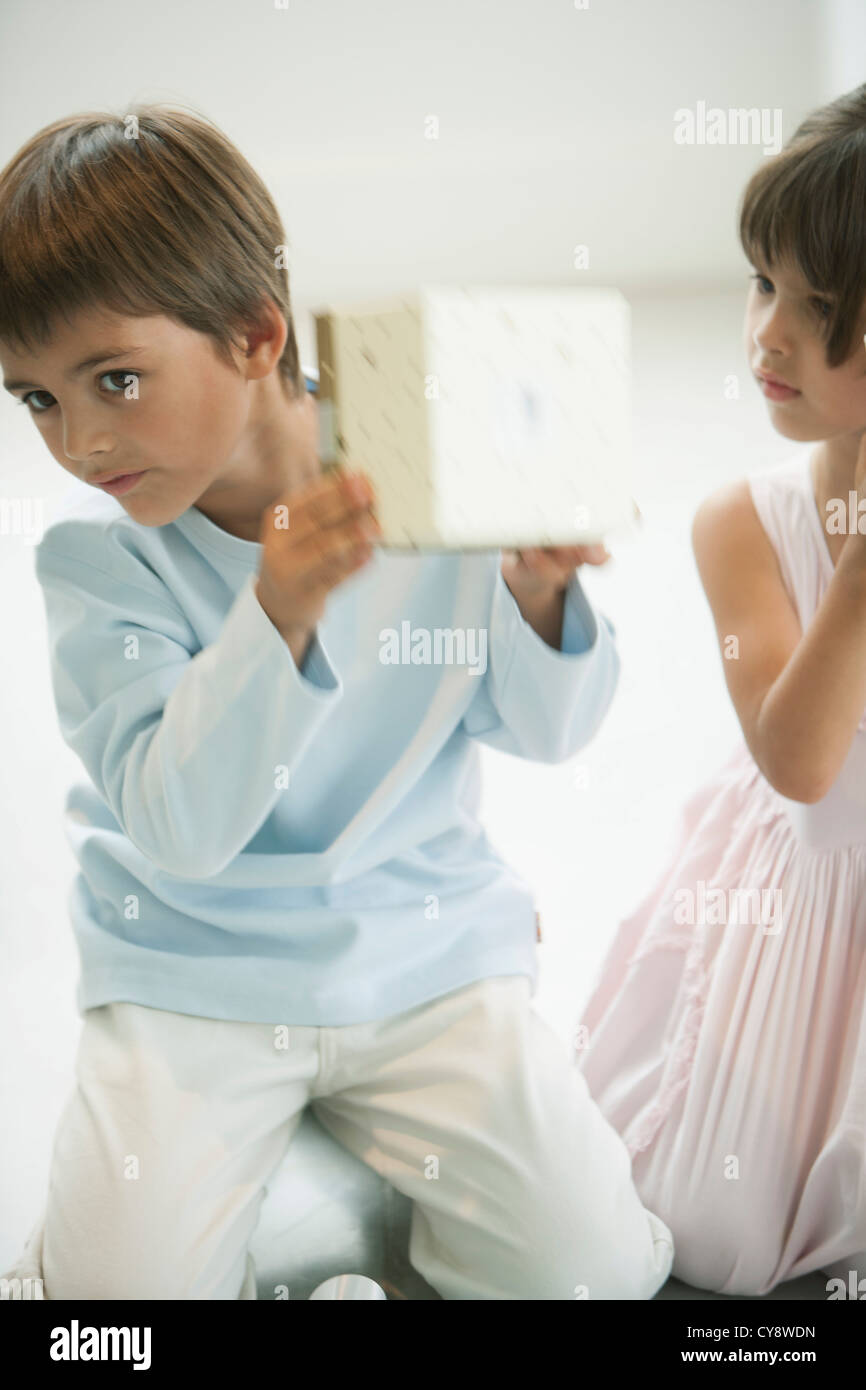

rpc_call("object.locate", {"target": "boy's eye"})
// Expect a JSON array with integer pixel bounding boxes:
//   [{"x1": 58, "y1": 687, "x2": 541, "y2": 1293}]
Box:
[
  {"x1": 18, "y1": 369, "x2": 140, "y2": 413},
  {"x1": 101, "y1": 369, "x2": 139, "y2": 393},
  {"x1": 18, "y1": 389, "x2": 54, "y2": 413}
]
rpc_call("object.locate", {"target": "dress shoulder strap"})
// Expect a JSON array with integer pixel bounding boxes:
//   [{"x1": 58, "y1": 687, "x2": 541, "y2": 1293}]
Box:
[{"x1": 746, "y1": 451, "x2": 829, "y2": 631}]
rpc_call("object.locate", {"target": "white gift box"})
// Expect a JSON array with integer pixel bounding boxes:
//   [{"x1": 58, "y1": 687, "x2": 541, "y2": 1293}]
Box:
[{"x1": 313, "y1": 284, "x2": 635, "y2": 550}]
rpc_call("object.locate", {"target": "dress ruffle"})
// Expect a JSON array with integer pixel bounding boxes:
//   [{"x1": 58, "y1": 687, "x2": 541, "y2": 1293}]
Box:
[
  {"x1": 574, "y1": 738, "x2": 866, "y2": 1293},
  {"x1": 622, "y1": 940, "x2": 709, "y2": 1158}
]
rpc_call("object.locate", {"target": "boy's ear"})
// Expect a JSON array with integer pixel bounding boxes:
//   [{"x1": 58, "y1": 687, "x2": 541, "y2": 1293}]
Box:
[{"x1": 239, "y1": 295, "x2": 288, "y2": 378}]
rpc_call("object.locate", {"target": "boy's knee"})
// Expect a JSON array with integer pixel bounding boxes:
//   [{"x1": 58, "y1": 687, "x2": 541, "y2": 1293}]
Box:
[
  {"x1": 43, "y1": 1217, "x2": 249, "y2": 1300},
  {"x1": 519, "y1": 1214, "x2": 673, "y2": 1300}
]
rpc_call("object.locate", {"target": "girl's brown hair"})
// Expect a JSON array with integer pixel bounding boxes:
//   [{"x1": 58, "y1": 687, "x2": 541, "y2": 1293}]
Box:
[
  {"x1": 0, "y1": 103, "x2": 305, "y2": 397},
  {"x1": 738, "y1": 83, "x2": 866, "y2": 369}
]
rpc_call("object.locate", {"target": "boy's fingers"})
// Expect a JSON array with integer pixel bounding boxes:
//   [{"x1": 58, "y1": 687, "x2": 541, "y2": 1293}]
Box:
[
  {"x1": 516, "y1": 549, "x2": 564, "y2": 581},
  {"x1": 262, "y1": 468, "x2": 376, "y2": 542},
  {"x1": 299, "y1": 511, "x2": 379, "y2": 569}
]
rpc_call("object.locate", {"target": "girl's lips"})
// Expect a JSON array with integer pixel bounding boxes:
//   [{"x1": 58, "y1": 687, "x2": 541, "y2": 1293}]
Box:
[
  {"x1": 758, "y1": 375, "x2": 801, "y2": 402},
  {"x1": 97, "y1": 471, "x2": 147, "y2": 496}
]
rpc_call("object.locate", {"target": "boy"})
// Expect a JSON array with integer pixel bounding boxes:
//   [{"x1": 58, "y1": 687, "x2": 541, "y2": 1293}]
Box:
[{"x1": 0, "y1": 104, "x2": 673, "y2": 1299}]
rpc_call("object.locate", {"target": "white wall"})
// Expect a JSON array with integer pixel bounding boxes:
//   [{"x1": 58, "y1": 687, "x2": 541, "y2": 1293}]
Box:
[
  {"x1": 0, "y1": 0, "x2": 831, "y2": 304},
  {"x1": 821, "y1": 0, "x2": 866, "y2": 95}
]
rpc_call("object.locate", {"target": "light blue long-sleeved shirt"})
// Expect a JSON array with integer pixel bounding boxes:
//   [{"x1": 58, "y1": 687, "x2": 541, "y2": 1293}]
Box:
[{"x1": 34, "y1": 476, "x2": 619, "y2": 1025}]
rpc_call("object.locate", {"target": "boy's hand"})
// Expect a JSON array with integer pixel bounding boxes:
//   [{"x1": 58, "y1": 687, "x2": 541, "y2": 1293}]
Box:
[
  {"x1": 255, "y1": 469, "x2": 382, "y2": 648},
  {"x1": 501, "y1": 543, "x2": 610, "y2": 606}
]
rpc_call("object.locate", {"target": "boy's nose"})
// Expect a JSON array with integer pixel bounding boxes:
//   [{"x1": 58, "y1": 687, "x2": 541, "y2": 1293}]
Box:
[{"x1": 62, "y1": 421, "x2": 115, "y2": 466}]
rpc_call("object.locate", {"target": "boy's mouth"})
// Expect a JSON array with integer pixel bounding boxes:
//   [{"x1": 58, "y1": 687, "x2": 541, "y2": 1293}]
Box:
[{"x1": 89, "y1": 469, "x2": 148, "y2": 496}]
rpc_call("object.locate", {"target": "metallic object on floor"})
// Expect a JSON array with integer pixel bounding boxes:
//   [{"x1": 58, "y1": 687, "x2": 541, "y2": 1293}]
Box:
[
  {"x1": 249, "y1": 1104, "x2": 442, "y2": 1300},
  {"x1": 309, "y1": 1274, "x2": 387, "y2": 1300}
]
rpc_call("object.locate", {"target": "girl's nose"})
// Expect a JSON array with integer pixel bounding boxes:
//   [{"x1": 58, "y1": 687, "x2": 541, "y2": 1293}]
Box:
[{"x1": 752, "y1": 301, "x2": 794, "y2": 357}]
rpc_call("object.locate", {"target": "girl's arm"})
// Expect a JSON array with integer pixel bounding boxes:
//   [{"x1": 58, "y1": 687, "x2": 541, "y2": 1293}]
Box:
[{"x1": 691, "y1": 474, "x2": 866, "y2": 803}]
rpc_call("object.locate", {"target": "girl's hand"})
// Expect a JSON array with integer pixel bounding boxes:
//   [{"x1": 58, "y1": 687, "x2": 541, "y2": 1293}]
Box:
[
  {"x1": 840, "y1": 430, "x2": 866, "y2": 570},
  {"x1": 501, "y1": 543, "x2": 611, "y2": 603},
  {"x1": 854, "y1": 428, "x2": 866, "y2": 499}
]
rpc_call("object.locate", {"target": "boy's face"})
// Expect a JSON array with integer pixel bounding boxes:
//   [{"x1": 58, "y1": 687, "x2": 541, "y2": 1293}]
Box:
[
  {"x1": 0, "y1": 305, "x2": 283, "y2": 528},
  {"x1": 743, "y1": 254, "x2": 866, "y2": 444}
]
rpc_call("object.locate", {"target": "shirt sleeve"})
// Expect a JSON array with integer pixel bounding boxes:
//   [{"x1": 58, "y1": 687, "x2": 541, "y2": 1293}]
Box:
[
  {"x1": 35, "y1": 543, "x2": 344, "y2": 880},
  {"x1": 459, "y1": 562, "x2": 619, "y2": 763}
]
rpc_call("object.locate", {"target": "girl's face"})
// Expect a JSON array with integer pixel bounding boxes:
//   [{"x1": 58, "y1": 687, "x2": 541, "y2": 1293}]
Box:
[{"x1": 743, "y1": 254, "x2": 866, "y2": 444}]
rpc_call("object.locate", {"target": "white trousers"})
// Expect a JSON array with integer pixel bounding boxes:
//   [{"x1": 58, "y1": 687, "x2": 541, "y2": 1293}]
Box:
[{"x1": 4, "y1": 975, "x2": 673, "y2": 1299}]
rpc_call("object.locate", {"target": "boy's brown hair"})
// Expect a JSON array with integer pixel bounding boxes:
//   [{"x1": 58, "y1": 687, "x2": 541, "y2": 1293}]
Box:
[
  {"x1": 0, "y1": 102, "x2": 305, "y2": 397},
  {"x1": 738, "y1": 82, "x2": 866, "y2": 369}
]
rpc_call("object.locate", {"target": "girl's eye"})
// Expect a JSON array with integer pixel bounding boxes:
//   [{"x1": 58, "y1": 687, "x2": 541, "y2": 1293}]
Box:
[
  {"x1": 17, "y1": 369, "x2": 140, "y2": 413},
  {"x1": 750, "y1": 274, "x2": 833, "y2": 325},
  {"x1": 750, "y1": 272, "x2": 774, "y2": 295}
]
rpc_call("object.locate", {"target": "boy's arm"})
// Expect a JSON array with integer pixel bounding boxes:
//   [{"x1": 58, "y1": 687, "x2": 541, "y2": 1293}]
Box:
[
  {"x1": 35, "y1": 540, "x2": 343, "y2": 879},
  {"x1": 460, "y1": 562, "x2": 619, "y2": 763}
]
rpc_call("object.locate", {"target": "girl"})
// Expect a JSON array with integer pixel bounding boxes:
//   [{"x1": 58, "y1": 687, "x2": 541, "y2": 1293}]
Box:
[{"x1": 574, "y1": 82, "x2": 866, "y2": 1298}]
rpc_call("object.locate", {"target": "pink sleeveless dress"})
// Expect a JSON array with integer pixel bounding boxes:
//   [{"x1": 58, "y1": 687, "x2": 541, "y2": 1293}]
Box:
[{"x1": 574, "y1": 451, "x2": 866, "y2": 1296}]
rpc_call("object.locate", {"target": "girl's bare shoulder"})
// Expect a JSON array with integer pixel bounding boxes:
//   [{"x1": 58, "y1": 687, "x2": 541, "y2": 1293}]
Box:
[{"x1": 690, "y1": 476, "x2": 786, "y2": 588}]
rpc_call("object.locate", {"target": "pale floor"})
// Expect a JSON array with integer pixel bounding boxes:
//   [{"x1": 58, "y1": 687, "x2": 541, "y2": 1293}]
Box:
[{"x1": 0, "y1": 289, "x2": 835, "y2": 1298}]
